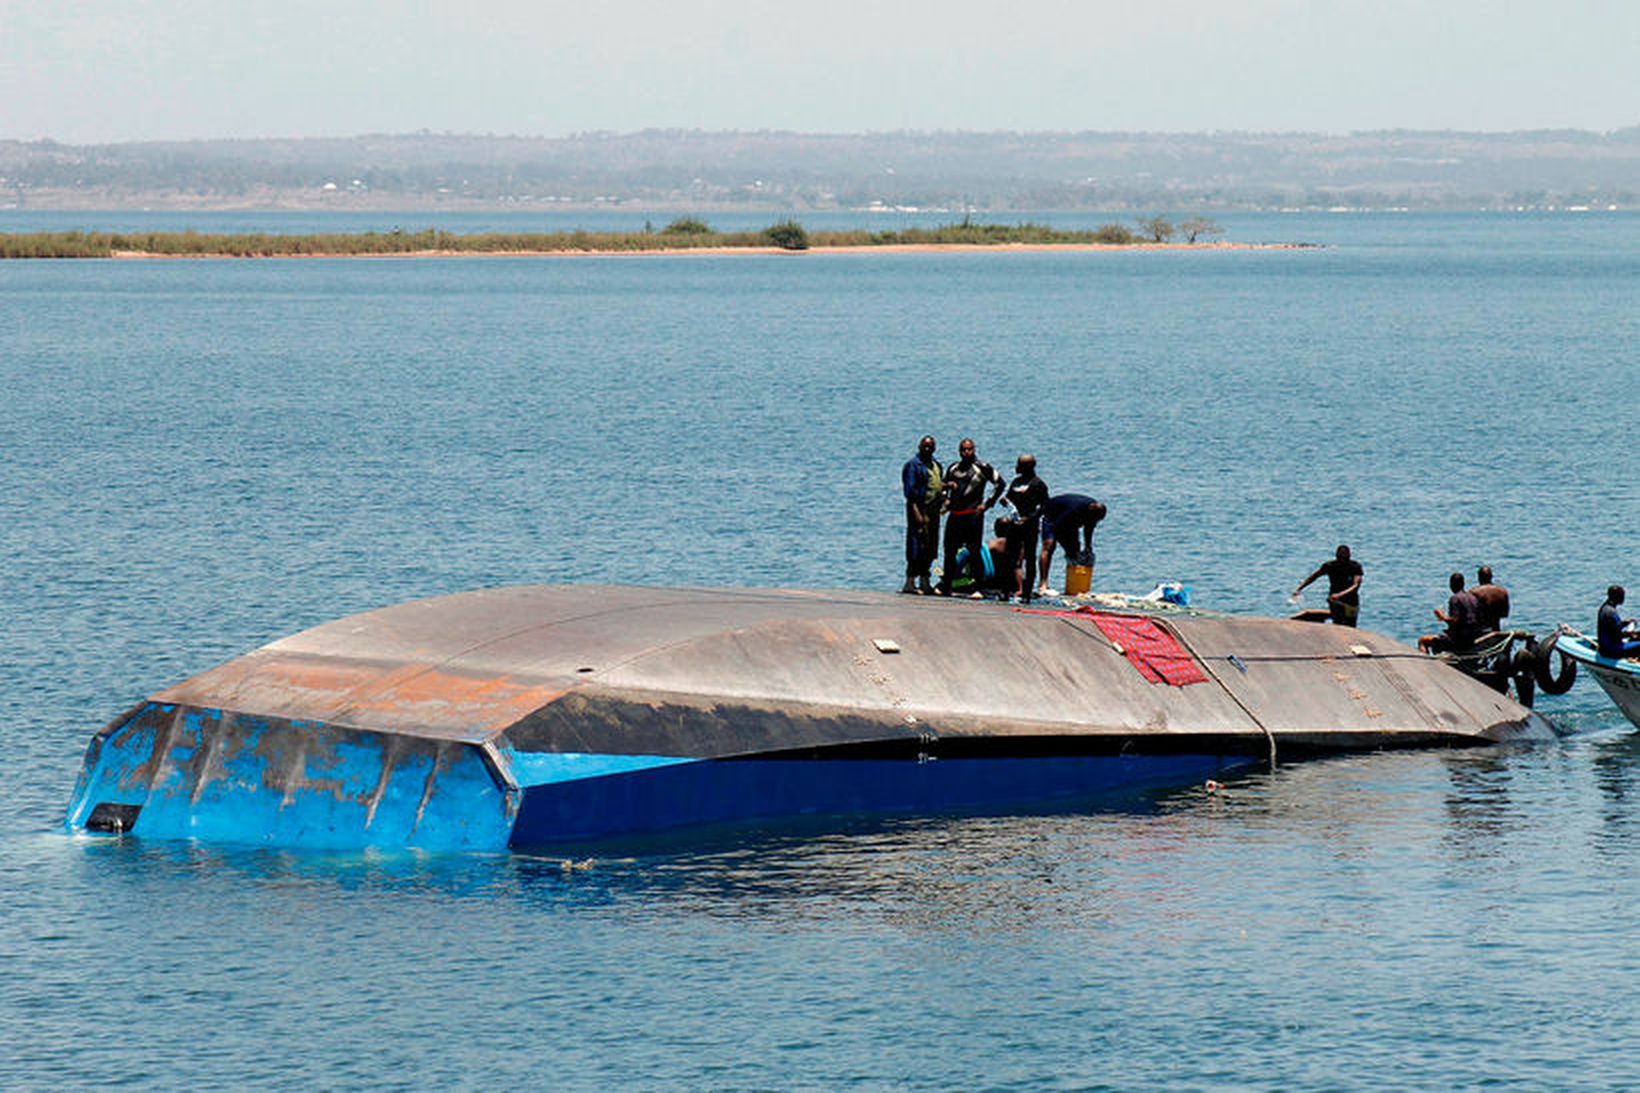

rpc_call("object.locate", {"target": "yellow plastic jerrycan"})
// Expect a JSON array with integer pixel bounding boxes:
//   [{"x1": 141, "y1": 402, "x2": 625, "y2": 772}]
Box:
[{"x1": 1064, "y1": 564, "x2": 1092, "y2": 597}]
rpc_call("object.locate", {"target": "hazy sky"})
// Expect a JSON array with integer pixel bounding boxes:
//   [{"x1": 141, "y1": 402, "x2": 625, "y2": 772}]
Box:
[{"x1": 1, "y1": 0, "x2": 1635, "y2": 143}]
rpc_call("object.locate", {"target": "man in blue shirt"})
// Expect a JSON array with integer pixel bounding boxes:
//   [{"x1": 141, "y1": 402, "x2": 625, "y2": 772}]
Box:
[
  {"x1": 901, "y1": 435, "x2": 942, "y2": 594},
  {"x1": 1598, "y1": 585, "x2": 1640, "y2": 659}
]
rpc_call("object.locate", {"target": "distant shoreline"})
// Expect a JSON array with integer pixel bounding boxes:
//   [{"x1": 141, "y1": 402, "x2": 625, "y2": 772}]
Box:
[
  {"x1": 95, "y1": 241, "x2": 1307, "y2": 259},
  {"x1": 1, "y1": 220, "x2": 1312, "y2": 259}
]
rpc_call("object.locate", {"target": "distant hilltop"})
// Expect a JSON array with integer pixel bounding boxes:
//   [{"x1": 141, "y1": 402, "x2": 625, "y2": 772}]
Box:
[{"x1": 2, "y1": 128, "x2": 1638, "y2": 212}]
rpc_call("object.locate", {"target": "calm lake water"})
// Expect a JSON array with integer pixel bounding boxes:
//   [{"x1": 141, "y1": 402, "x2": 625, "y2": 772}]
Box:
[{"x1": 1, "y1": 211, "x2": 1637, "y2": 1088}]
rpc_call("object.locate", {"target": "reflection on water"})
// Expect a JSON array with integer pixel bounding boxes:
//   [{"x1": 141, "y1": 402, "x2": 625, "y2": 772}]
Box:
[
  {"x1": 4, "y1": 739, "x2": 1639, "y2": 1087},
  {"x1": 1441, "y1": 749, "x2": 1525, "y2": 852},
  {"x1": 1588, "y1": 730, "x2": 1640, "y2": 854}
]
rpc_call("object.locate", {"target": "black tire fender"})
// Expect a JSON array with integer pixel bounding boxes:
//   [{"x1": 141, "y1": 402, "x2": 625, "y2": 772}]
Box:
[
  {"x1": 1509, "y1": 647, "x2": 1538, "y2": 708},
  {"x1": 1532, "y1": 632, "x2": 1578, "y2": 696}
]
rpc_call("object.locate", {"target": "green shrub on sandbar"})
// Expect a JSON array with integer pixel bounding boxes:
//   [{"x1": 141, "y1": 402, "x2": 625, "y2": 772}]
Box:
[
  {"x1": 1091, "y1": 223, "x2": 1139, "y2": 244},
  {"x1": 762, "y1": 220, "x2": 810, "y2": 250},
  {"x1": 661, "y1": 217, "x2": 712, "y2": 235}
]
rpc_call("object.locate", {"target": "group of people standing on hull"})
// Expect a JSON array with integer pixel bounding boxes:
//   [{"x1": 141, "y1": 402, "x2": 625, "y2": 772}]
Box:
[
  {"x1": 906, "y1": 441, "x2": 1636, "y2": 661},
  {"x1": 901, "y1": 435, "x2": 1105, "y2": 602}
]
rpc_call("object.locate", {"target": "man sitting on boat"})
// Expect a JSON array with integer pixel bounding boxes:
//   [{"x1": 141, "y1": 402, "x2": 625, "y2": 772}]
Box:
[
  {"x1": 1598, "y1": 585, "x2": 1640, "y2": 659},
  {"x1": 1420, "y1": 572, "x2": 1484, "y2": 654},
  {"x1": 1470, "y1": 565, "x2": 1511, "y2": 636}
]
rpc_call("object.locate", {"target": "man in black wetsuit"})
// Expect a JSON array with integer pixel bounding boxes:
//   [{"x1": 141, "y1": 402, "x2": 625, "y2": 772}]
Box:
[
  {"x1": 1293, "y1": 544, "x2": 1363, "y2": 627},
  {"x1": 1002, "y1": 454, "x2": 1049, "y2": 602},
  {"x1": 1036, "y1": 493, "x2": 1106, "y2": 597},
  {"x1": 1420, "y1": 572, "x2": 1483, "y2": 653},
  {"x1": 936, "y1": 438, "x2": 1005, "y2": 596}
]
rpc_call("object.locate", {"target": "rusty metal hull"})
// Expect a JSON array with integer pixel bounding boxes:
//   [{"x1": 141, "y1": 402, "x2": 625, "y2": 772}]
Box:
[{"x1": 64, "y1": 584, "x2": 1557, "y2": 850}]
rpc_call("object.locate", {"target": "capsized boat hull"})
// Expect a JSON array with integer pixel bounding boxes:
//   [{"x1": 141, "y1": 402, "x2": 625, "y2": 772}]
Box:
[
  {"x1": 1554, "y1": 631, "x2": 1640, "y2": 729},
  {"x1": 65, "y1": 584, "x2": 1557, "y2": 851}
]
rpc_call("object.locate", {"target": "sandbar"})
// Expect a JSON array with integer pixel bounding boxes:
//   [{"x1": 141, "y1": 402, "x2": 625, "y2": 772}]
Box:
[{"x1": 105, "y1": 241, "x2": 1305, "y2": 259}]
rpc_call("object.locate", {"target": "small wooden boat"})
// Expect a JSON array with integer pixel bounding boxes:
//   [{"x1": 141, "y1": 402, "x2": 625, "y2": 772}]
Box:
[{"x1": 1551, "y1": 629, "x2": 1640, "y2": 729}]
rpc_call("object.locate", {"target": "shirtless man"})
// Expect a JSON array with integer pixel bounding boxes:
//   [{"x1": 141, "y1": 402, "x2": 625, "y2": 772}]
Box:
[{"x1": 1469, "y1": 565, "x2": 1511, "y2": 635}]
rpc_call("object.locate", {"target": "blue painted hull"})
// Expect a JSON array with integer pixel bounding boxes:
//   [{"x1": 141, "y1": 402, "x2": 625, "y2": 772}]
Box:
[
  {"x1": 508, "y1": 752, "x2": 1254, "y2": 848},
  {"x1": 66, "y1": 701, "x2": 1257, "y2": 851},
  {"x1": 66, "y1": 703, "x2": 517, "y2": 851}
]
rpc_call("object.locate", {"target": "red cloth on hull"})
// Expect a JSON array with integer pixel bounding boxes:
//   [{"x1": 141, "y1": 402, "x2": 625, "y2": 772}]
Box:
[{"x1": 1013, "y1": 607, "x2": 1208, "y2": 687}]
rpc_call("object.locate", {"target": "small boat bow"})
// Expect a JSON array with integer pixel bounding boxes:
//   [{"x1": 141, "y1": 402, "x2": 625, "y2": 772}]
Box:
[{"x1": 1552, "y1": 628, "x2": 1640, "y2": 729}]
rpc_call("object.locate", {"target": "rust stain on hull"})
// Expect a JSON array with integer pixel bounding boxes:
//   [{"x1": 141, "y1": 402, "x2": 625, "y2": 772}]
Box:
[{"x1": 158, "y1": 652, "x2": 565, "y2": 742}]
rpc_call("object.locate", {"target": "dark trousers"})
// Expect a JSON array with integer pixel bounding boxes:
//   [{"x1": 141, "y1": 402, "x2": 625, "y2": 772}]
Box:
[
  {"x1": 904, "y1": 504, "x2": 940, "y2": 580},
  {"x1": 942, "y1": 510, "x2": 983, "y2": 589},
  {"x1": 1006, "y1": 517, "x2": 1040, "y2": 598}
]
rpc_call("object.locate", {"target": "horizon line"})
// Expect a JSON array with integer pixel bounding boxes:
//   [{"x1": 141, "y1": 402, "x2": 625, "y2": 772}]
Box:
[{"x1": 7, "y1": 124, "x2": 1640, "y2": 148}]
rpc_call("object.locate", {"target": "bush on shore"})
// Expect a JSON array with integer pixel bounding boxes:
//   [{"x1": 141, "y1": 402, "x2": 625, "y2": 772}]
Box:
[
  {"x1": 662, "y1": 217, "x2": 712, "y2": 234},
  {"x1": 763, "y1": 220, "x2": 810, "y2": 250}
]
